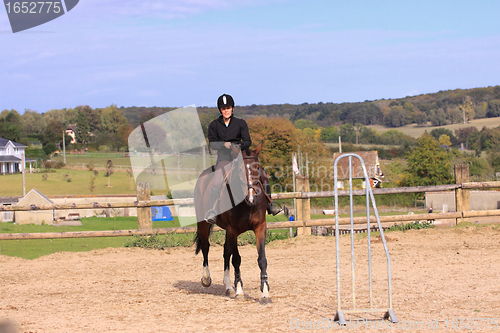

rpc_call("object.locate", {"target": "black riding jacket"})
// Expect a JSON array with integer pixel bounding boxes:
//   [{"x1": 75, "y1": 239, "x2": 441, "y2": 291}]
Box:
[{"x1": 208, "y1": 115, "x2": 251, "y2": 162}]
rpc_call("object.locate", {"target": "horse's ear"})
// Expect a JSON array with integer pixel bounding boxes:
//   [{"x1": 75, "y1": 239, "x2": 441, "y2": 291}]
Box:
[{"x1": 254, "y1": 141, "x2": 264, "y2": 156}]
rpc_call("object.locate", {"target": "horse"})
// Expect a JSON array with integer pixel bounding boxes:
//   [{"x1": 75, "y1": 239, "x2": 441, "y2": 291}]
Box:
[{"x1": 193, "y1": 141, "x2": 272, "y2": 304}]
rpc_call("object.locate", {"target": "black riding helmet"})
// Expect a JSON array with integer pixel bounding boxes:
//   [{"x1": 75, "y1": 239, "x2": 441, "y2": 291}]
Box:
[{"x1": 217, "y1": 94, "x2": 235, "y2": 113}]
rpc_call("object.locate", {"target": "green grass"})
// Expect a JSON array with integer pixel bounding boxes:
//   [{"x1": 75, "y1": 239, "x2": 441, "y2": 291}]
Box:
[
  {"x1": 0, "y1": 169, "x2": 141, "y2": 196},
  {"x1": 0, "y1": 237, "x2": 134, "y2": 259},
  {"x1": 0, "y1": 216, "x2": 180, "y2": 259},
  {"x1": 367, "y1": 117, "x2": 500, "y2": 138}
]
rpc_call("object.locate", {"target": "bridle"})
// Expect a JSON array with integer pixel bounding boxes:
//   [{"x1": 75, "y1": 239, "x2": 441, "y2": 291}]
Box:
[{"x1": 242, "y1": 156, "x2": 262, "y2": 197}]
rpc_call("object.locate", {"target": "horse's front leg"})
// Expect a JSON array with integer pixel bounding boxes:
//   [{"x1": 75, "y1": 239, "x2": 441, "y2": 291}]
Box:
[
  {"x1": 227, "y1": 229, "x2": 244, "y2": 299},
  {"x1": 223, "y1": 236, "x2": 236, "y2": 297},
  {"x1": 255, "y1": 223, "x2": 272, "y2": 304}
]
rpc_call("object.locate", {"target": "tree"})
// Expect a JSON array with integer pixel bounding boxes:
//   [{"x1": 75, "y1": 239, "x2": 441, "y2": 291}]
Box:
[
  {"x1": 22, "y1": 109, "x2": 46, "y2": 136},
  {"x1": 319, "y1": 126, "x2": 339, "y2": 142},
  {"x1": 0, "y1": 119, "x2": 21, "y2": 142},
  {"x1": 294, "y1": 119, "x2": 318, "y2": 130},
  {"x1": 439, "y1": 134, "x2": 452, "y2": 147},
  {"x1": 384, "y1": 106, "x2": 408, "y2": 127},
  {"x1": 105, "y1": 160, "x2": 114, "y2": 187},
  {"x1": 429, "y1": 108, "x2": 448, "y2": 126},
  {"x1": 76, "y1": 105, "x2": 100, "y2": 132},
  {"x1": 42, "y1": 119, "x2": 64, "y2": 154},
  {"x1": 487, "y1": 99, "x2": 500, "y2": 117},
  {"x1": 400, "y1": 134, "x2": 453, "y2": 187},
  {"x1": 413, "y1": 111, "x2": 427, "y2": 125},
  {"x1": 339, "y1": 123, "x2": 355, "y2": 143},
  {"x1": 75, "y1": 112, "x2": 90, "y2": 143},
  {"x1": 247, "y1": 117, "x2": 299, "y2": 187},
  {"x1": 454, "y1": 127, "x2": 477, "y2": 146},
  {"x1": 99, "y1": 104, "x2": 128, "y2": 133},
  {"x1": 430, "y1": 128, "x2": 457, "y2": 146},
  {"x1": 458, "y1": 96, "x2": 474, "y2": 124}
]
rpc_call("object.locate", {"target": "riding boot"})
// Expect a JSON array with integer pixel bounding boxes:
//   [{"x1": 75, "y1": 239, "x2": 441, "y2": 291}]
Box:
[
  {"x1": 205, "y1": 188, "x2": 219, "y2": 224},
  {"x1": 264, "y1": 184, "x2": 281, "y2": 216}
]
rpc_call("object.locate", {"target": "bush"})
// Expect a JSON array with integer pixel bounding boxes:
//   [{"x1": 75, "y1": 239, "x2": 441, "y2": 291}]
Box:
[
  {"x1": 125, "y1": 230, "x2": 289, "y2": 250},
  {"x1": 54, "y1": 161, "x2": 65, "y2": 169},
  {"x1": 125, "y1": 232, "x2": 194, "y2": 250},
  {"x1": 388, "y1": 220, "x2": 434, "y2": 232}
]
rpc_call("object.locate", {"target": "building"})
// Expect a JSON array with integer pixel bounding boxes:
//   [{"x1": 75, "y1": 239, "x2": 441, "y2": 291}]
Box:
[
  {"x1": 15, "y1": 188, "x2": 54, "y2": 225},
  {"x1": 332, "y1": 151, "x2": 384, "y2": 188},
  {"x1": 65, "y1": 124, "x2": 77, "y2": 144},
  {"x1": 0, "y1": 196, "x2": 19, "y2": 222},
  {"x1": 0, "y1": 137, "x2": 35, "y2": 174}
]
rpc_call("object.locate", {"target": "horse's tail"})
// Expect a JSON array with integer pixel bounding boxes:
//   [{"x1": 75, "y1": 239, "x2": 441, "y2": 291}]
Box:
[{"x1": 194, "y1": 223, "x2": 214, "y2": 255}]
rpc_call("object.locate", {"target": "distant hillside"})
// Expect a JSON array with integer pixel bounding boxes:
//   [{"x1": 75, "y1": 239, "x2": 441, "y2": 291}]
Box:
[{"x1": 119, "y1": 86, "x2": 500, "y2": 129}]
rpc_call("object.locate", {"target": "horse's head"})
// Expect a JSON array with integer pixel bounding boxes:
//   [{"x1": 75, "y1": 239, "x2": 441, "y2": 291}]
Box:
[{"x1": 233, "y1": 141, "x2": 263, "y2": 206}]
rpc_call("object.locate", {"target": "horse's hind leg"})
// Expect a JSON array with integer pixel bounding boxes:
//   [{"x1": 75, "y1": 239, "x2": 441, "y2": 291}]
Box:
[
  {"x1": 223, "y1": 238, "x2": 236, "y2": 297},
  {"x1": 255, "y1": 224, "x2": 272, "y2": 304},
  {"x1": 198, "y1": 222, "x2": 212, "y2": 287}
]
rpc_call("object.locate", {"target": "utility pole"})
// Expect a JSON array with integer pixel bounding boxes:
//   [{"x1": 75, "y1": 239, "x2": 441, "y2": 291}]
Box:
[
  {"x1": 22, "y1": 152, "x2": 26, "y2": 196},
  {"x1": 63, "y1": 130, "x2": 66, "y2": 164},
  {"x1": 339, "y1": 136, "x2": 342, "y2": 153}
]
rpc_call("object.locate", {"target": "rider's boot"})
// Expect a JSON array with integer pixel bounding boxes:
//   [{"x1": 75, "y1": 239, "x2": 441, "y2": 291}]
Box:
[
  {"x1": 205, "y1": 188, "x2": 219, "y2": 224},
  {"x1": 264, "y1": 183, "x2": 281, "y2": 216}
]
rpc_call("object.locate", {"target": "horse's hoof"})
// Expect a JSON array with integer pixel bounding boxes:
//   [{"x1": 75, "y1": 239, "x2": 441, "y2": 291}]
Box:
[
  {"x1": 260, "y1": 297, "x2": 273, "y2": 305},
  {"x1": 235, "y1": 293, "x2": 246, "y2": 301},
  {"x1": 225, "y1": 288, "x2": 236, "y2": 298},
  {"x1": 201, "y1": 277, "x2": 212, "y2": 287}
]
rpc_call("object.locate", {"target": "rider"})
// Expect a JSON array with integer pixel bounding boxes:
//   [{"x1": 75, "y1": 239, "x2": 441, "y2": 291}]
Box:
[{"x1": 205, "y1": 93, "x2": 281, "y2": 224}]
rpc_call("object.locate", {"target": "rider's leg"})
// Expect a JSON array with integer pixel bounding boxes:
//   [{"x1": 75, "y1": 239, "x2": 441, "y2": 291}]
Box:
[
  {"x1": 259, "y1": 167, "x2": 281, "y2": 216},
  {"x1": 206, "y1": 160, "x2": 230, "y2": 224}
]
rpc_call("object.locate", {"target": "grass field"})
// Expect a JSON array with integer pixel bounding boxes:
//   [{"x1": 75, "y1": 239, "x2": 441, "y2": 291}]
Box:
[
  {"x1": 0, "y1": 169, "x2": 139, "y2": 196},
  {"x1": 0, "y1": 211, "x2": 426, "y2": 259},
  {"x1": 0, "y1": 216, "x2": 176, "y2": 259},
  {"x1": 367, "y1": 116, "x2": 500, "y2": 138}
]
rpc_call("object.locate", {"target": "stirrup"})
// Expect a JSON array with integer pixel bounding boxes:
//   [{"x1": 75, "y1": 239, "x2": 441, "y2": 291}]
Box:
[{"x1": 267, "y1": 203, "x2": 282, "y2": 216}]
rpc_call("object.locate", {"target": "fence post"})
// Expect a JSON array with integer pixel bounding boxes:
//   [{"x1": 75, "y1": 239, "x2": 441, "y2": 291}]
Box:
[
  {"x1": 137, "y1": 182, "x2": 152, "y2": 229},
  {"x1": 296, "y1": 175, "x2": 311, "y2": 235},
  {"x1": 455, "y1": 164, "x2": 470, "y2": 225}
]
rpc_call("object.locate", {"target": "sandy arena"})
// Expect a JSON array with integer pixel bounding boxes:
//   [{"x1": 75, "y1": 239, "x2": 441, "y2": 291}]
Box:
[{"x1": 1, "y1": 225, "x2": 499, "y2": 332}]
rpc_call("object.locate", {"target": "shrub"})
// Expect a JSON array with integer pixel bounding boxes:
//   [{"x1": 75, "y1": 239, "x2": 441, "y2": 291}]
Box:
[{"x1": 388, "y1": 220, "x2": 434, "y2": 232}]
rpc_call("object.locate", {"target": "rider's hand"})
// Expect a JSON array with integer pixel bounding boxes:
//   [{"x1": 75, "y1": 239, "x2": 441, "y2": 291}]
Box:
[{"x1": 224, "y1": 142, "x2": 231, "y2": 149}]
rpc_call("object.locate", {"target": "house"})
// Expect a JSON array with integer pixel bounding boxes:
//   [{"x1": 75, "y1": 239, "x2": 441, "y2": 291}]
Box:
[
  {"x1": 332, "y1": 151, "x2": 384, "y2": 188},
  {"x1": 15, "y1": 188, "x2": 54, "y2": 225},
  {"x1": 65, "y1": 124, "x2": 77, "y2": 144},
  {"x1": 0, "y1": 137, "x2": 35, "y2": 175}
]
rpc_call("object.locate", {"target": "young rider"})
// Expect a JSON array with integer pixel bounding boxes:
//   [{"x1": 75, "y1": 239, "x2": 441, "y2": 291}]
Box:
[{"x1": 205, "y1": 94, "x2": 281, "y2": 224}]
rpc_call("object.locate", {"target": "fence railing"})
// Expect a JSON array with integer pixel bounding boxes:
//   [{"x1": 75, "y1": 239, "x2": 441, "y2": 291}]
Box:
[{"x1": 1, "y1": 165, "x2": 498, "y2": 240}]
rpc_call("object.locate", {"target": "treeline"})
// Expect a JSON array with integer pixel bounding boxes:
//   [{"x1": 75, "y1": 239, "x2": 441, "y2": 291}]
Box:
[
  {"x1": 194, "y1": 86, "x2": 500, "y2": 128},
  {"x1": 0, "y1": 105, "x2": 131, "y2": 155}
]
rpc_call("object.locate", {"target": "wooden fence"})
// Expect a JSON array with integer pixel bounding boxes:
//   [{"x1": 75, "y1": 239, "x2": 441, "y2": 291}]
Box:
[{"x1": 1, "y1": 164, "x2": 499, "y2": 240}]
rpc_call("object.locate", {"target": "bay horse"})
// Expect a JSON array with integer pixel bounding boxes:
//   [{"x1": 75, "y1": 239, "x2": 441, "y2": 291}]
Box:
[{"x1": 193, "y1": 142, "x2": 271, "y2": 304}]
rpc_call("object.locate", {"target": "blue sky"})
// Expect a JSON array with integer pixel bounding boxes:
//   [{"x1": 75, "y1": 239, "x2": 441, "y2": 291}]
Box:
[{"x1": 1, "y1": 0, "x2": 500, "y2": 113}]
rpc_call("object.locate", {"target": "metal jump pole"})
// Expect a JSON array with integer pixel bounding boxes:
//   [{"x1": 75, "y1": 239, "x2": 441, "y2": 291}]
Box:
[{"x1": 333, "y1": 153, "x2": 397, "y2": 325}]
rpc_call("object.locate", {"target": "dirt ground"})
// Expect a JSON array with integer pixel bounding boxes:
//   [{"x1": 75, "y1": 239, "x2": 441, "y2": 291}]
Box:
[{"x1": 1, "y1": 225, "x2": 500, "y2": 333}]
